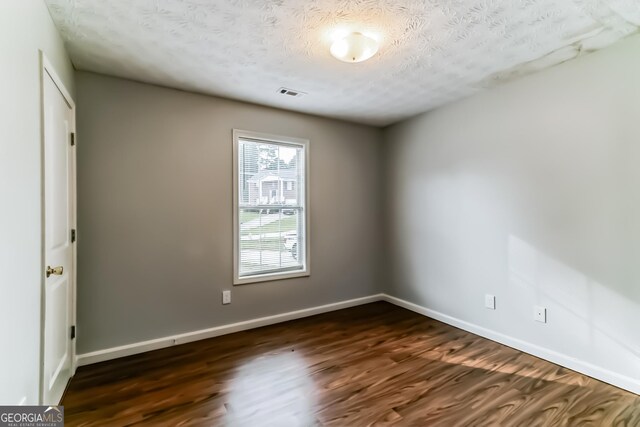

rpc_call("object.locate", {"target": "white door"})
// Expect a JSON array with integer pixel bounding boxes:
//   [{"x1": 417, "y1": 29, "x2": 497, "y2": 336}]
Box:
[{"x1": 42, "y1": 62, "x2": 75, "y2": 405}]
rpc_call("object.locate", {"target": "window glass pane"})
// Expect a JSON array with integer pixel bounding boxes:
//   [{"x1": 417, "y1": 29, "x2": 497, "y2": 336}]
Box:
[
  {"x1": 239, "y1": 207, "x2": 302, "y2": 275},
  {"x1": 237, "y1": 137, "x2": 305, "y2": 278}
]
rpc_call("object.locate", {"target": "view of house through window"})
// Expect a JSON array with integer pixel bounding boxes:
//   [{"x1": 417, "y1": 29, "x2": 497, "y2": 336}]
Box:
[{"x1": 236, "y1": 134, "x2": 307, "y2": 281}]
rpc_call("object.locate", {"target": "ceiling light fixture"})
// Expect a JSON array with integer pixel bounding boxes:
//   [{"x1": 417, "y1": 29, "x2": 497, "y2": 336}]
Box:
[{"x1": 330, "y1": 32, "x2": 379, "y2": 63}]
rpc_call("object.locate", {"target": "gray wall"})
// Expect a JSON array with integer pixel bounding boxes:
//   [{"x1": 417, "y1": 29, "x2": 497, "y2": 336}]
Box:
[
  {"x1": 384, "y1": 34, "x2": 640, "y2": 390},
  {"x1": 0, "y1": 1, "x2": 75, "y2": 404},
  {"x1": 75, "y1": 72, "x2": 384, "y2": 354}
]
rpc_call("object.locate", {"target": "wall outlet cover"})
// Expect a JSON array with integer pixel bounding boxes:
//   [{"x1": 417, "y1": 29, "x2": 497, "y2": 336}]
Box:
[
  {"x1": 534, "y1": 306, "x2": 546, "y2": 323},
  {"x1": 222, "y1": 290, "x2": 231, "y2": 305},
  {"x1": 485, "y1": 294, "x2": 496, "y2": 310}
]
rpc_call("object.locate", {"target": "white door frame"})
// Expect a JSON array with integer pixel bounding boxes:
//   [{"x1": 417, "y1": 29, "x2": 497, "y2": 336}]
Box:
[{"x1": 39, "y1": 51, "x2": 77, "y2": 404}]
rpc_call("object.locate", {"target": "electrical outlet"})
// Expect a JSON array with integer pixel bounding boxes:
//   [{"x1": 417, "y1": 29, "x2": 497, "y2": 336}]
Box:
[
  {"x1": 222, "y1": 290, "x2": 231, "y2": 305},
  {"x1": 485, "y1": 294, "x2": 496, "y2": 310},
  {"x1": 534, "y1": 306, "x2": 546, "y2": 323}
]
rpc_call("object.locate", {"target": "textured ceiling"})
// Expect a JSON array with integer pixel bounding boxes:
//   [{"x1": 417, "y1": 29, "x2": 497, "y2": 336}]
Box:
[{"x1": 46, "y1": 0, "x2": 639, "y2": 126}]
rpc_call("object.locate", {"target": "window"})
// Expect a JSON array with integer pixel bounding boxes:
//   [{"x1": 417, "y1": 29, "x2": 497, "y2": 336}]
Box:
[{"x1": 233, "y1": 130, "x2": 309, "y2": 284}]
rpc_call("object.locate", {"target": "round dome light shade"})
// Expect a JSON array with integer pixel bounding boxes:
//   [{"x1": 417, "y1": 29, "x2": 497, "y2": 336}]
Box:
[{"x1": 330, "y1": 32, "x2": 379, "y2": 63}]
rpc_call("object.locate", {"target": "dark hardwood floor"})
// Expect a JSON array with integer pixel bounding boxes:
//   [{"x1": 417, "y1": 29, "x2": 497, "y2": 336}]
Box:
[{"x1": 62, "y1": 302, "x2": 640, "y2": 426}]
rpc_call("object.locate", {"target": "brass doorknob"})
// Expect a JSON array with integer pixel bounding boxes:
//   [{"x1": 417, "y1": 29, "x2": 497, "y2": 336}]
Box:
[{"x1": 46, "y1": 265, "x2": 64, "y2": 278}]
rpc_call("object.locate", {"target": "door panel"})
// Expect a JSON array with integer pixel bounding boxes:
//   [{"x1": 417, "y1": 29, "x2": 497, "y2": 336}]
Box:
[
  {"x1": 48, "y1": 118, "x2": 69, "y2": 250},
  {"x1": 45, "y1": 277, "x2": 68, "y2": 389},
  {"x1": 42, "y1": 68, "x2": 74, "y2": 405}
]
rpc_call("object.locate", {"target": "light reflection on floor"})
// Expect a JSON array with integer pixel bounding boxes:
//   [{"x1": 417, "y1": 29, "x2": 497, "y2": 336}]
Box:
[{"x1": 225, "y1": 350, "x2": 316, "y2": 426}]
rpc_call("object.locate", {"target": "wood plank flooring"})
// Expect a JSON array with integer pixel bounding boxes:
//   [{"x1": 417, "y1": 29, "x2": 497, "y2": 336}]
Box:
[{"x1": 62, "y1": 302, "x2": 640, "y2": 426}]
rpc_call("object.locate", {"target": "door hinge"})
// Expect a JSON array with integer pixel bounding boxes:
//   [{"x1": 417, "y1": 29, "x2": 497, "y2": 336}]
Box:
[
  {"x1": 71, "y1": 229, "x2": 76, "y2": 243},
  {"x1": 70, "y1": 132, "x2": 75, "y2": 146},
  {"x1": 70, "y1": 325, "x2": 76, "y2": 340}
]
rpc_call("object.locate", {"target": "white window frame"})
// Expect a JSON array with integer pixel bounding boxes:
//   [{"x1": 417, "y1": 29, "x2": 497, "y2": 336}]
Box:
[{"x1": 232, "y1": 129, "x2": 310, "y2": 285}]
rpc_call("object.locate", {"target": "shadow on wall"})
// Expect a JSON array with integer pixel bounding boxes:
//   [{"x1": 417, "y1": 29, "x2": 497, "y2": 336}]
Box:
[{"x1": 508, "y1": 235, "x2": 640, "y2": 377}]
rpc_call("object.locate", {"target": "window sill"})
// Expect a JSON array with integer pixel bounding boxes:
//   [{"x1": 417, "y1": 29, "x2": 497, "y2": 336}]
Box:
[{"x1": 233, "y1": 269, "x2": 310, "y2": 285}]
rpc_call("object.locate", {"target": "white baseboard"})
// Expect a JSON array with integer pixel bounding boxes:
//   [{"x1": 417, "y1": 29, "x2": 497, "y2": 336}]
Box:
[
  {"x1": 77, "y1": 294, "x2": 384, "y2": 366},
  {"x1": 380, "y1": 294, "x2": 640, "y2": 395}
]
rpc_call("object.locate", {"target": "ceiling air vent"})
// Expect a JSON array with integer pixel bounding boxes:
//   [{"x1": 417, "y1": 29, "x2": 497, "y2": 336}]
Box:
[{"x1": 277, "y1": 87, "x2": 306, "y2": 98}]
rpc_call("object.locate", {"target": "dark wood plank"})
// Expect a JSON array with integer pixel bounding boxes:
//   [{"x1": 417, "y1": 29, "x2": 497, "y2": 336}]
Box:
[{"x1": 62, "y1": 302, "x2": 640, "y2": 426}]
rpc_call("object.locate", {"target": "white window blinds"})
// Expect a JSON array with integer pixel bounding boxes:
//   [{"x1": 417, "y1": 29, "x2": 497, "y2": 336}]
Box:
[{"x1": 234, "y1": 131, "x2": 308, "y2": 283}]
